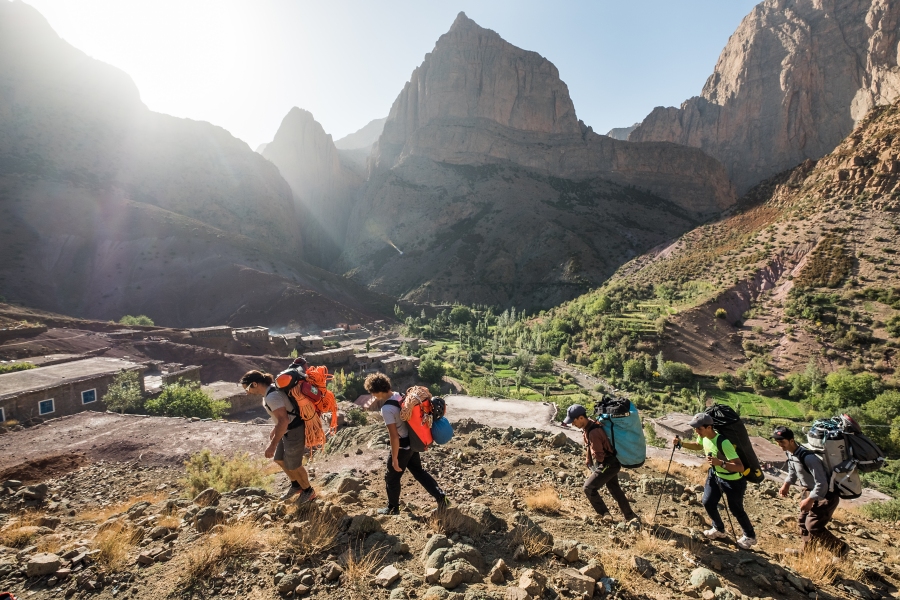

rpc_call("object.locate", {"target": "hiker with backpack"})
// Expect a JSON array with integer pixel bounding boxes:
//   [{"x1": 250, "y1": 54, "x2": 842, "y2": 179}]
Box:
[
  {"x1": 773, "y1": 426, "x2": 849, "y2": 556},
  {"x1": 564, "y1": 404, "x2": 638, "y2": 523},
  {"x1": 677, "y1": 413, "x2": 757, "y2": 549},
  {"x1": 239, "y1": 370, "x2": 316, "y2": 503},
  {"x1": 364, "y1": 373, "x2": 448, "y2": 516}
]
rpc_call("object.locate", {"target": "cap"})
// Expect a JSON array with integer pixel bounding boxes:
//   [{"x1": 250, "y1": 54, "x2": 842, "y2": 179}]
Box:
[
  {"x1": 772, "y1": 426, "x2": 794, "y2": 441},
  {"x1": 563, "y1": 404, "x2": 587, "y2": 424},
  {"x1": 688, "y1": 413, "x2": 713, "y2": 428}
]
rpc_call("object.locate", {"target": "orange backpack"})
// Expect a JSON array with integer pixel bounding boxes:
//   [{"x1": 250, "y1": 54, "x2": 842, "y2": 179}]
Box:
[{"x1": 274, "y1": 365, "x2": 338, "y2": 449}]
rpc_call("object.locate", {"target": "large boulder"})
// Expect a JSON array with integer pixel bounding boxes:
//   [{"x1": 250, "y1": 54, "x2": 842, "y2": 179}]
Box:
[{"x1": 26, "y1": 553, "x2": 60, "y2": 577}]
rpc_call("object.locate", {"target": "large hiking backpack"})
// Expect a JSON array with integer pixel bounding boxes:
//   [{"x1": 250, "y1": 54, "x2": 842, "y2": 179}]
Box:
[
  {"x1": 704, "y1": 404, "x2": 764, "y2": 484},
  {"x1": 271, "y1": 365, "x2": 339, "y2": 447},
  {"x1": 794, "y1": 443, "x2": 861, "y2": 500},
  {"x1": 269, "y1": 367, "x2": 307, "y2": 430},
  {"x1": 805, "y1": 414, "x2": 885, "y2": 498},
  {"x1": 596, "y1": 396, "x2": 646, "y2": 468}
]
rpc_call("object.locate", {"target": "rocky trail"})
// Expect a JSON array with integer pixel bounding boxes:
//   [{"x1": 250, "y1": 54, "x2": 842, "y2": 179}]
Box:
[{"x1": 0, "y1": 410, "x2": 898, "y2": 600}]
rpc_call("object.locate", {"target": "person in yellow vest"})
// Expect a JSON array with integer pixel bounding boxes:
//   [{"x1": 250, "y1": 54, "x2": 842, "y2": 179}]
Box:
[{"x1": 677, "y1": 413, "x2": 756, "y2": 549}]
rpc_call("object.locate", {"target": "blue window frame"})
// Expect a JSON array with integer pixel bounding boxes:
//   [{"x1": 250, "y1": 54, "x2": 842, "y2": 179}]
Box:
[
  {"x1": 81, "y1": 389, "x2": 97, "y2": 404},
  {"x1": 38, "y1": 398, "x2": 55, "y2": 415}
]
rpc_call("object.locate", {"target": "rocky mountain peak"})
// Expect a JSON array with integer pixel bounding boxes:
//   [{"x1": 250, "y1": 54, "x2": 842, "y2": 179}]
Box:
[{"x1": 630, "y1": 0, "x2": 900, "y2": 193}]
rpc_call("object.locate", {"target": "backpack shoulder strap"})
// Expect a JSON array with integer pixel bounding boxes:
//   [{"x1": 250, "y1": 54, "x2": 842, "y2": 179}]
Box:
[
  {"x1": 383, "y1": 399, "x2": 401, "y2": 409},
  {"x1": 794, "y1": 446, "x2": 815, "y2": 477}
]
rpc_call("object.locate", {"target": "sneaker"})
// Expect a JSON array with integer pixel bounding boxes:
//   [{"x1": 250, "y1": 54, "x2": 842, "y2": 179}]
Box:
[
  {"x1": 736, "y1": 535, "x2": 757, "y2": 549},
  {"x1": 436, "y1": 494, "x2": 451, "y2": 511},
  {"x1": 598, "y1": 513, "x2": 616, "y2": 524},
  {"x1": 295, "y1": 487, "x2": 317, "y2": 504},
  {"x1": 280, "y1": 484, "x2": 302, "y2": 501},
  {"x1": 703, "y1": 527, "x2": 728, "y2": 540},
  {"x1": 378, "y1": 505, "x2": 400, "y2": 516}
]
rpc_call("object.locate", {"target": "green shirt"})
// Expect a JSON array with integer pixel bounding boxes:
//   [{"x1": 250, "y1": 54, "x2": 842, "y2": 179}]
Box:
[{"x1": 697, "y1": 433, "x2": 742, "y2": 481}]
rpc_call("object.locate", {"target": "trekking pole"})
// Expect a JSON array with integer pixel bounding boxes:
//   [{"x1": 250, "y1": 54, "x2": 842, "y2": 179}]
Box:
[
  {"x1": 711, "y1": 467, "x2": 738, "y2": 540},
  {"x1": 652, "y1": 437, "x2": 679, "y2": 523}
]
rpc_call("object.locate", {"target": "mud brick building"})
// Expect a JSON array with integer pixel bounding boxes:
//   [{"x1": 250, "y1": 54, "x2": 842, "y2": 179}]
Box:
[{"x1": 0, "y1": 357, "x2": 146, "y2": 423}]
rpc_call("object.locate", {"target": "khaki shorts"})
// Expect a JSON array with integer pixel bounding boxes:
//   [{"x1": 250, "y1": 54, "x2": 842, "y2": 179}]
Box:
[{"x1": 274, "y1": 424, "x2": 306, "y2": 470}]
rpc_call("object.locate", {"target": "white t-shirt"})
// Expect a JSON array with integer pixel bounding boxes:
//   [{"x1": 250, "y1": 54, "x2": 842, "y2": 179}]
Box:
[
  {"x1": 380, "y1": 392, "x2": 409, "y2": 438},
  {"x1": 263, "y1": 388, "x2": 297, "y2": 424}
]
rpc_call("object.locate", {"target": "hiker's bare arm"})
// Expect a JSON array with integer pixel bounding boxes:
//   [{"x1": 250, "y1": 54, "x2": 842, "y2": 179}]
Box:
[
  {"x1": 387, "y1": 423, "x2": 401, "y2": 472},
  {"x1": 679, "y1": 438, "x2": 702, "y2": 450},
  {"x1": 265, "y1": 407, "x2": 290, "y2": 458},
  {"x1": 709, "y1": 455, "x2": 744, "y2": 473}
]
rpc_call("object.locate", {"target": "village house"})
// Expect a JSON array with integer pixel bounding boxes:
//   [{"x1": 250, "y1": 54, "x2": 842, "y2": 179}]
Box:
[{"x1": 0, "y1": 357, "x2": 146, "y2": 423}]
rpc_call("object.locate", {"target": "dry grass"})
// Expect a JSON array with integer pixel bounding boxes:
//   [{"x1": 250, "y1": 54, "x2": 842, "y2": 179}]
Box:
[
  {"x1": 289, "y1": 509, "x2": 340, "y2": 559},
  {"x1": 508, "y1": 525, "x2": 552, "y2": 558},
  {"x1": 0, "y1": 511, "x2": 45, "y2": 548},
  {"x1": 760, "y1": 538, "x2": 861, "y2": 586},
  {"x1": 427, "y1": 508, "x2": 486, "y2": 539},
  {"x1": 341, "y1": 544, "x2": 387, "y2": 600},
  {"x1": 157, "y1": 514, "x2": 182, "y2": 529},
  {"x1": 36, "y1": 534, "x2": 64, "y2": 554},
  {"x1": 80, "y1": 492, "x2": 168, "y2": 524},
  {"x1": 646, "y1": 457, "x2": 707, "y2": 486},
  {"x1": 523, "y1": 486, "x2": 561, "y2": 514},
  {"x1": 182, "y1": 520, "x2": 279, "y2": 585},
  {"x1": 182, "y1": 449, "x2": 274, "y2": 497},
  {"x1": 93, "y1": 521, "x2": 143, "y2": 570}
]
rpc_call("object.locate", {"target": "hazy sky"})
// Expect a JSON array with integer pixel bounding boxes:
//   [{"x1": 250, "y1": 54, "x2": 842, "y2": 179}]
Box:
[{"x1": 23, "y1": 0, "x2": 758, "y2": 150}]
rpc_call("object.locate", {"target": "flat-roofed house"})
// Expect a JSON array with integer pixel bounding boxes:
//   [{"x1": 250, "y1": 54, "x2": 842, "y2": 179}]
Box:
[{"x1": 0, "y1": 357, "x2": 146, "y2": 423}]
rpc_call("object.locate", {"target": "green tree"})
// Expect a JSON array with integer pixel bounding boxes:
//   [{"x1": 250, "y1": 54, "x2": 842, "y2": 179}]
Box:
[
  {"x1": 418, "y1": 358, "x2": 446, "y2": 384},
  {"x1": 622, "y1": 358, "x2": 645, "y2": 382},
  {"x1": 449, "y1": 306, "x2": 473, "y2": 325},
  {"x1": 144, "y1": 381, "x2": 228, "y2": 419},
  {"x1": 533, "y1": 354, "x2": 554, "y2": 372},
  {"x1": 119, "y1": 315, "x2": 154, "y2": 326},
  {"x1": 825, "y1": 369, "x2": 881, "y2": 405},
  {"x1": 103, "y1": 370, "x2": 144, "y2": 413}
]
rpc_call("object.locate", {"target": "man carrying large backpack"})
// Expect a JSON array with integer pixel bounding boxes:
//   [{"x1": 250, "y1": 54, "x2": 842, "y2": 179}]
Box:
[
  {"x1": 364, "y1": 373, "x2": 448, "y2": 516},
  {"x1": 773, "y1": 426, "x2": 849, "y2": 557},
  {"x1": 564, "y1": 404, "x2": 637, "y2": 523},
  {"x1": 677, "y1": 413, "x2": 757, "y2": 549}
]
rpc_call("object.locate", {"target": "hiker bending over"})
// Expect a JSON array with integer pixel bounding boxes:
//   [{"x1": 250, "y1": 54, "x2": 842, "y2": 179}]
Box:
[
  {"x1": 773, "y1": 426, "x2": 848, "y2": 556},
  {"x1": 364, "y1": 373, "x2": 448, "y2": 515},
  {"x1": 240, "y1": 370, "x2": 316, "y2": 503},
  {"x1": 677, "y1": 413, "x2": 756, "y2": 549},
  {"x1": 564, "y1": 404, "x2": 637, "y2": 523}
]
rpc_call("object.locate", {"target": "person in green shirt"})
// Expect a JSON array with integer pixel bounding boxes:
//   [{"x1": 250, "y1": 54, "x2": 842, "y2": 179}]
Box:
[{"x1": 677, "y1": 413, "x2": 757, "y2": 549}]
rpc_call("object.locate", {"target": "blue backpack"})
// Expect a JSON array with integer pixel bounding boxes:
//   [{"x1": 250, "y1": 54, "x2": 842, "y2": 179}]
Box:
[{"x1": 596, "y1": 397, "x2": 646, "y2": 468}]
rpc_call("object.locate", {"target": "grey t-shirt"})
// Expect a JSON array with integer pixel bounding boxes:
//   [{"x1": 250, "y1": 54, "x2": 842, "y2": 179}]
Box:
[
  {"x1": 263, "y1": 388, "x2": 297, "y2": 424},
  {"x1": 380, "y1": 392, "x2": 409, "y2": 439}
]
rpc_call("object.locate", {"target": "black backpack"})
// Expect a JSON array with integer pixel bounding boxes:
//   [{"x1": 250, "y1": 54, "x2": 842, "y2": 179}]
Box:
[{"x1": 705, "y1": 404, "x2": 764, "y2": 484}]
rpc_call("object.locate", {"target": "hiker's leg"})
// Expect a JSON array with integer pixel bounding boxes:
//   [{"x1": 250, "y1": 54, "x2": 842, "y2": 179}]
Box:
[
  {"x1": 806, "y1": 493, "x2": 847, "y2": 555},
  {"x1": 600, "y1": 461, "x2": 635, "y2": 519},
  {"x1": 278, "y1": 426, "x2": 310, "y2": 488},
  {"x1": 405, "y1": 451, "x2": 444, "y2": 500},
  {"x1": 701, "y1": 471, "x2": 726, "y2": 532},
  {"x1": 583, "y1": 469, "x2": 611, "y2": 516},
  {"x1": 722, "y1": 477, "x2": 755, "y2": 538},
  {"x1": 384, "y1": 448, "x2": 412, "y2": 507}
]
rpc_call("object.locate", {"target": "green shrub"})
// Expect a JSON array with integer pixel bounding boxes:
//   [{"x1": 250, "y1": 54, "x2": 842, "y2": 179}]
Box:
[
  {"x1": 0, "y1": 362, "x2": 36, "y2": 374},
  {"x1": 418, "y1": 358, "x2": 446, "y2": 384},
  {"x1": 119, "y1": 315, "x2": 154, "y2": 326},
  {"x1": 182, "y1": 449, "x2": 273, "y2": 497},
  {"x1": 533, "y1": 354, "x2": 554, "y2": 372},
  {"x1": 145, "y1": 381, "x2": 228, "y2": 419},
  {"x1": 886, "y1": 314, "x2": 900, "y2": 337},
  {"x1": 715, "y1": 308, "x2": 727, "y2": 319},
  {"x1": 861, "y1": 498, "x2": 900, "y2": 521},
  {"x1": 103, "y1": 370, "x2": 144, "y2": 413},
  {"x1": 345, "y1": 407, "x2": 368, "y2": 427}
]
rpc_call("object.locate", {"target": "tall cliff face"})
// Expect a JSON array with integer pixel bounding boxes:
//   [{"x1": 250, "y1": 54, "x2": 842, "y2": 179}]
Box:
[
  {"x1": 630, "y1": 0, "x2": 900, "y2": 193},
  {"x1": 368, "y1": 12, "x2": 735, "y2": 215},
  {"x1": 0, "y1": 1, "x2": 386, "y2": 327},
  {"x1": 262, "y1": 108, "x2": 363, "y2": 266},
  {"x1": 342, "y1": 13, "x2": 737, "y2": 308}
]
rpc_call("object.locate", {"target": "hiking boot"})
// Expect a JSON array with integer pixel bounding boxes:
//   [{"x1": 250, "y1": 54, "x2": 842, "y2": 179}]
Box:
[
  {"x1": 703, "y1": 527, "x2": 728, "y2": 540},
  {"x1": 736, "y1": 535, "x2": 757, "y2": 549},
  {"x1": 378, "y1": 505, "x2": 400, "y2": 516},
  {"x1": 295, "y1": 487, "x2": 317, "y2": 504},
  {"x1": 280, "y1": 483, "x2": 302, "y2": 501},
  {"x1": 598, "y1": 513, "x2": 616, "y2": 524}
]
